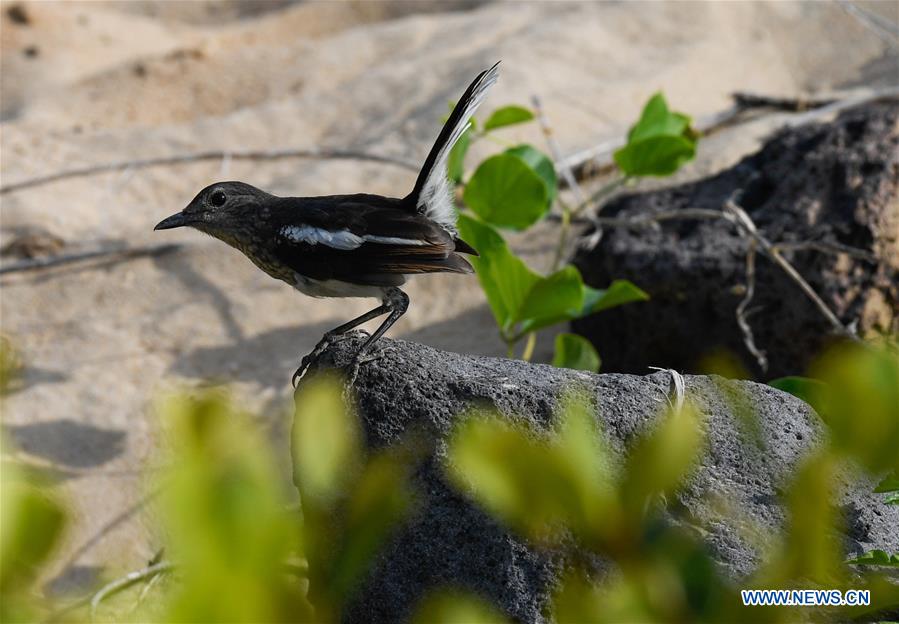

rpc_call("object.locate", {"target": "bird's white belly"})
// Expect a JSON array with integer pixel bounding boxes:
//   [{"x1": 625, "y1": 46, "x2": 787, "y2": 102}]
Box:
[{"x1": 292, "y1": 274, "x2": 386, "y2": 299}]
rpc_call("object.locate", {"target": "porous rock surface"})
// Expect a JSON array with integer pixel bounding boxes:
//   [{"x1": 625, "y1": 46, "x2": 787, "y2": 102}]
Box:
[
  {"x1": 572, "y1": 101, "x2": 899, "y2": 378},
  {"x1": 300, "y1": 336, "x2": 898, "y2": 623}
]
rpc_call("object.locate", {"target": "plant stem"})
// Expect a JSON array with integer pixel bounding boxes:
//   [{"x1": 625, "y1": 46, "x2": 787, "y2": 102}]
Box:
[
  {"x1": 572, "y1": 175, "x2": 629, "y2": 217},
  {"x1": 520, "y1": 332, "x2": 537, "y2": 361},
  {"x1": 550, "y1": 206, "x2": 572, "y2": 272}
]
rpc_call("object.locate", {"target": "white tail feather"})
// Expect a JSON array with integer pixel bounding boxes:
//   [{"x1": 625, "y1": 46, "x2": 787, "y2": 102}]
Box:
[{"x1": 412, "y1": 63, "x2": 500, "y2": 233}]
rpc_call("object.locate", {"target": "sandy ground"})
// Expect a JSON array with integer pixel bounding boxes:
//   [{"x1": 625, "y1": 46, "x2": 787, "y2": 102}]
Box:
[{"x1": 1, "y1": 0, "x2": 896, "y2": 598}]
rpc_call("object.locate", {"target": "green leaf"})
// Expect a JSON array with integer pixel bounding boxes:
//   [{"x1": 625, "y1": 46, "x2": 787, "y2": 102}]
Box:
[
  {"x1": 446, "y1": 396, "x2": 613, "y2": 543},
  {"x1": 329, "y1": 453, "x2": 410, "y2": 599},
  {"x1": 464, "y1": 153, "x2": 549, "y2": 230},
  {"x1": 447, "y1": 126, "x2": 471, "y2": 183},
  {"x1": 483, "y1": 105, "x2": 535, "y2": 131},
  {"x1": 614, "y1": 92, "x2": 696, "y2": 177},
  {"x1": 516, "y1": 266, "x2": 585, "y2": 334},
  {"x1": 0, "y1": 459, "x2": 66, "y2": 599},
  {"x1": 809, "y1": 343, "x2": 899, "y2": 473},
  {"x1": 614, "y1": 135, "x2": 695, "y2": 177},
  {"x1": 620, "y1": 401, "x2": 704, "y2": 519},
  {"x1": 847, "y1": 550, "x2": 899, "y2": 567},
  {"x1": 506, "y1": 144, "x2": 557, "y2": 201},
  {"x1": 457, "y1": 215, "x2": 540, "y2": 332},
  {"x1": 768, "y1": 376, "x2": 826, "y2": 411},
  {"x1": 459, "y1": 217, "x2": 648, "y2": 338},
  {"x1": 552, "y1": 333, "x2": 600, "y2": 372},
  {"x1": 875, "y1": 473, "x2": 899, "y2": 493},
  {"x1": 413, "y1": 591, "x2": 511, "y2": 624},
  {"x1": 626, "y1": 93, "x2": 691, "y2": 143},
  {"x1": 293, "y1": 374, "x2": 361, "y2": 504},
  {"x1": 582, "y1": 280, "x2": 649, "y2": 316},
  {"x1": 159, "y1": 392, "x2": 308, "y2": 622}
]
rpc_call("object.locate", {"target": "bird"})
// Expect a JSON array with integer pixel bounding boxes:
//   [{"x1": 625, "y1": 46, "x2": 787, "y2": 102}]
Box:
[{"x1": 154, "y1": 62, "x2": 499, "y2": 386}]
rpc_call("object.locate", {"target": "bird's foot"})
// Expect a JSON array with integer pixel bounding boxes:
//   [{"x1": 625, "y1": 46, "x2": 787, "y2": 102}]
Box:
[
  {"x1": 291, "y1": 330, "x2": 372, "y2": 388},
  {"x1": 291, "y1": 336, "x2": 332, "y2": 388},
  {"x1": 345, "y1": 343, "x2": 394, "y2": 389}
]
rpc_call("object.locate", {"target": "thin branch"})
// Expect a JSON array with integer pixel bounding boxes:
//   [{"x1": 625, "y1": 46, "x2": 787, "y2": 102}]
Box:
[
  {"x1": 735, "y1": 240, "x2": 769, "y2": 372},
  {"x1": 0, "y1": 243, "x2": 181, "y2": 275},
  {"x1": 837, "y1": 0, "x2": 899, "y2": 49},
  {"x1": 730, "y1": 92, "x2": 836, "y2": 112},
  {"x1": 723, "y1": 199, "x2": 858, "y2": 340},
  {"x1": 773, "y1": 240, "x2": 878, "y2": 263},
  {"x1": 589, "y1": 208, "x2": 725, "y2": 228},
  {"x1": 0, "y1": 149, "x2": 419, "y2": 196},
  {"x1": 90, "y1": 561, "x2": 176, "y2": 621},
  {"x1": 531, "y1": 95, "x2": 587, "y2": 205}
]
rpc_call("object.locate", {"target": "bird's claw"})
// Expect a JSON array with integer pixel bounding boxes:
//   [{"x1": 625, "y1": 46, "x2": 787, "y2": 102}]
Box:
[
  {"x1": 291, "y1": 337, "x2": 332, "y2": 388},
  {"x1": 345, "y1": 344, "x2": 394, "y2": 389}
]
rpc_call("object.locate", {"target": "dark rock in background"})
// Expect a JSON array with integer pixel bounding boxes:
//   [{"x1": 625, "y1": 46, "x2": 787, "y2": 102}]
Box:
[
  {"x1": 300, "y1": 336, "x2": 898, "y2": 624},
  {"x1": 571, "y1": 101, "x2": 899, "y2": 378}
]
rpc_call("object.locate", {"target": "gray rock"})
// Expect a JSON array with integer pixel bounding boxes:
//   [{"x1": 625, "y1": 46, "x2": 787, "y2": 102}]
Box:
[
  {"x1": 297, "y1": 335, "x2": 898, "y2": 623},
  {"x1": 571, "y1": 101, "x2": 899, "y2": 378}
]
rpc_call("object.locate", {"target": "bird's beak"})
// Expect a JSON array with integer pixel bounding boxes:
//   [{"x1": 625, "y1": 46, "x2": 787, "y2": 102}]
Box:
[{"x1": 154, "y1": 211, "x2": 189, "y2": 231}]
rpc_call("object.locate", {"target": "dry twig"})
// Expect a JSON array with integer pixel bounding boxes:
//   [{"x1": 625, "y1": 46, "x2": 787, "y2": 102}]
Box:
[
  {"x1": 0, "y1": 243, "x2": 181, "y2": 275},
  {"x1": 0, "y1": 148, "x2": 418, "y2": 196},
  {"x1": 734, "y1": 240, "x2": 769, "y2": 372},
  {"x1": 722, "y1": 199, "x2": 858, "y2": 341}
]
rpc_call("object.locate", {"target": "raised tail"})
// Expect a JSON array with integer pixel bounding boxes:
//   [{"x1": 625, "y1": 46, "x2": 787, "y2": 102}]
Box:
[{"x1": 403, "y1": 62, "x2": 500, "y2": 234}]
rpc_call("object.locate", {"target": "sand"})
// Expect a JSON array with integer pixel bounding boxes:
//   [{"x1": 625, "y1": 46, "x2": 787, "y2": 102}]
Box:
[{"x1": 1, "y1": 0, "x2": 896, "y2": 597}]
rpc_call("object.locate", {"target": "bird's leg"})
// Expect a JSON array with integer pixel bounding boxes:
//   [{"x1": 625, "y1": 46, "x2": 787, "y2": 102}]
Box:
[
  {"x1": 357, "y1": 288, "x2": 409, "y2": 355},
  {"x1": 344, "y1": 288, "x2": 409, "y2": 387},
  {"x1": 292, "y1": 303, "x2": 390, "y2": 387}
]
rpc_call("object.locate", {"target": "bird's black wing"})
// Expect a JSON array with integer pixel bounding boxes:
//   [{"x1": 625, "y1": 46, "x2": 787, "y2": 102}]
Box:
[{"x1": 268, "y1": 195, "x2": 473, "y2": 286}]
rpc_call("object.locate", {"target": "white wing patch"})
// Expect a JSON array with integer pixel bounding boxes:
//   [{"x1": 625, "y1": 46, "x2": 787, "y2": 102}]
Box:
[
  {"x1": 280, "y1": 226, "x2": 425, "y2": 250},
  {"x1": 417, "y1": 63, "x2": 500, "y2": 233}
]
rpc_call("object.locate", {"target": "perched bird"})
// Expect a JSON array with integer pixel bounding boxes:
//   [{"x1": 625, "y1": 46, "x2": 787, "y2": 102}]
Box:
[{"x1": 155, "y1": 63, "x2": 499, "y2": 386}]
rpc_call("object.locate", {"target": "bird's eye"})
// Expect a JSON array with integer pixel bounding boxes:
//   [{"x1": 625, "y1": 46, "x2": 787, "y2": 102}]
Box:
[{"x1": 209, "y1": 190, "x2": 227, "y2": 207}]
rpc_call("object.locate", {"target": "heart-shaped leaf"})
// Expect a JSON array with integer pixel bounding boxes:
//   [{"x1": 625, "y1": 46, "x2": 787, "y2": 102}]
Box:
[
  {"x1": 464, "y1": 153, "x2": 549, "y2": 230},
  {"x1": 457, "y1": 215, "x2": 540, "y2": 332},
  {"x1": 506, "y1": 144, "x2": 558, "y2": 202}
]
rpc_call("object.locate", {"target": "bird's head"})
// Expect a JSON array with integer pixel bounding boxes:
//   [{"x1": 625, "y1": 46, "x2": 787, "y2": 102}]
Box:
[{"x1": 154, "y1": 181, "x2": 272, "y2": 239}]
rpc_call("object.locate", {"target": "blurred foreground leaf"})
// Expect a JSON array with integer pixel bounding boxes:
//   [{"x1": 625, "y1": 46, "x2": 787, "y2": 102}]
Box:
[
  {"x1": 157, "y1": 391, "x2": 308, "y2": 623},
  {"x1": 446, "y1": 394, "x2": 613, "y2": 544},
  {"x1": 293, "y1": 375, "x2": 411, "y2": 620},
  {"x1": 620, "y1": 401, "x2": 705, "y2": 521},
  {"x1": 809, "y1": 342, "x2": 899, "y2": 473},
  {"x1": 0, "y1": 440, "x2": 66, "y2": 623},
  {"x1": 293, "y1": 373, "x2": 361, "y2": 504},
  {"x1": 413, "y1": 591, "x2": 510, "y2": 624}
]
